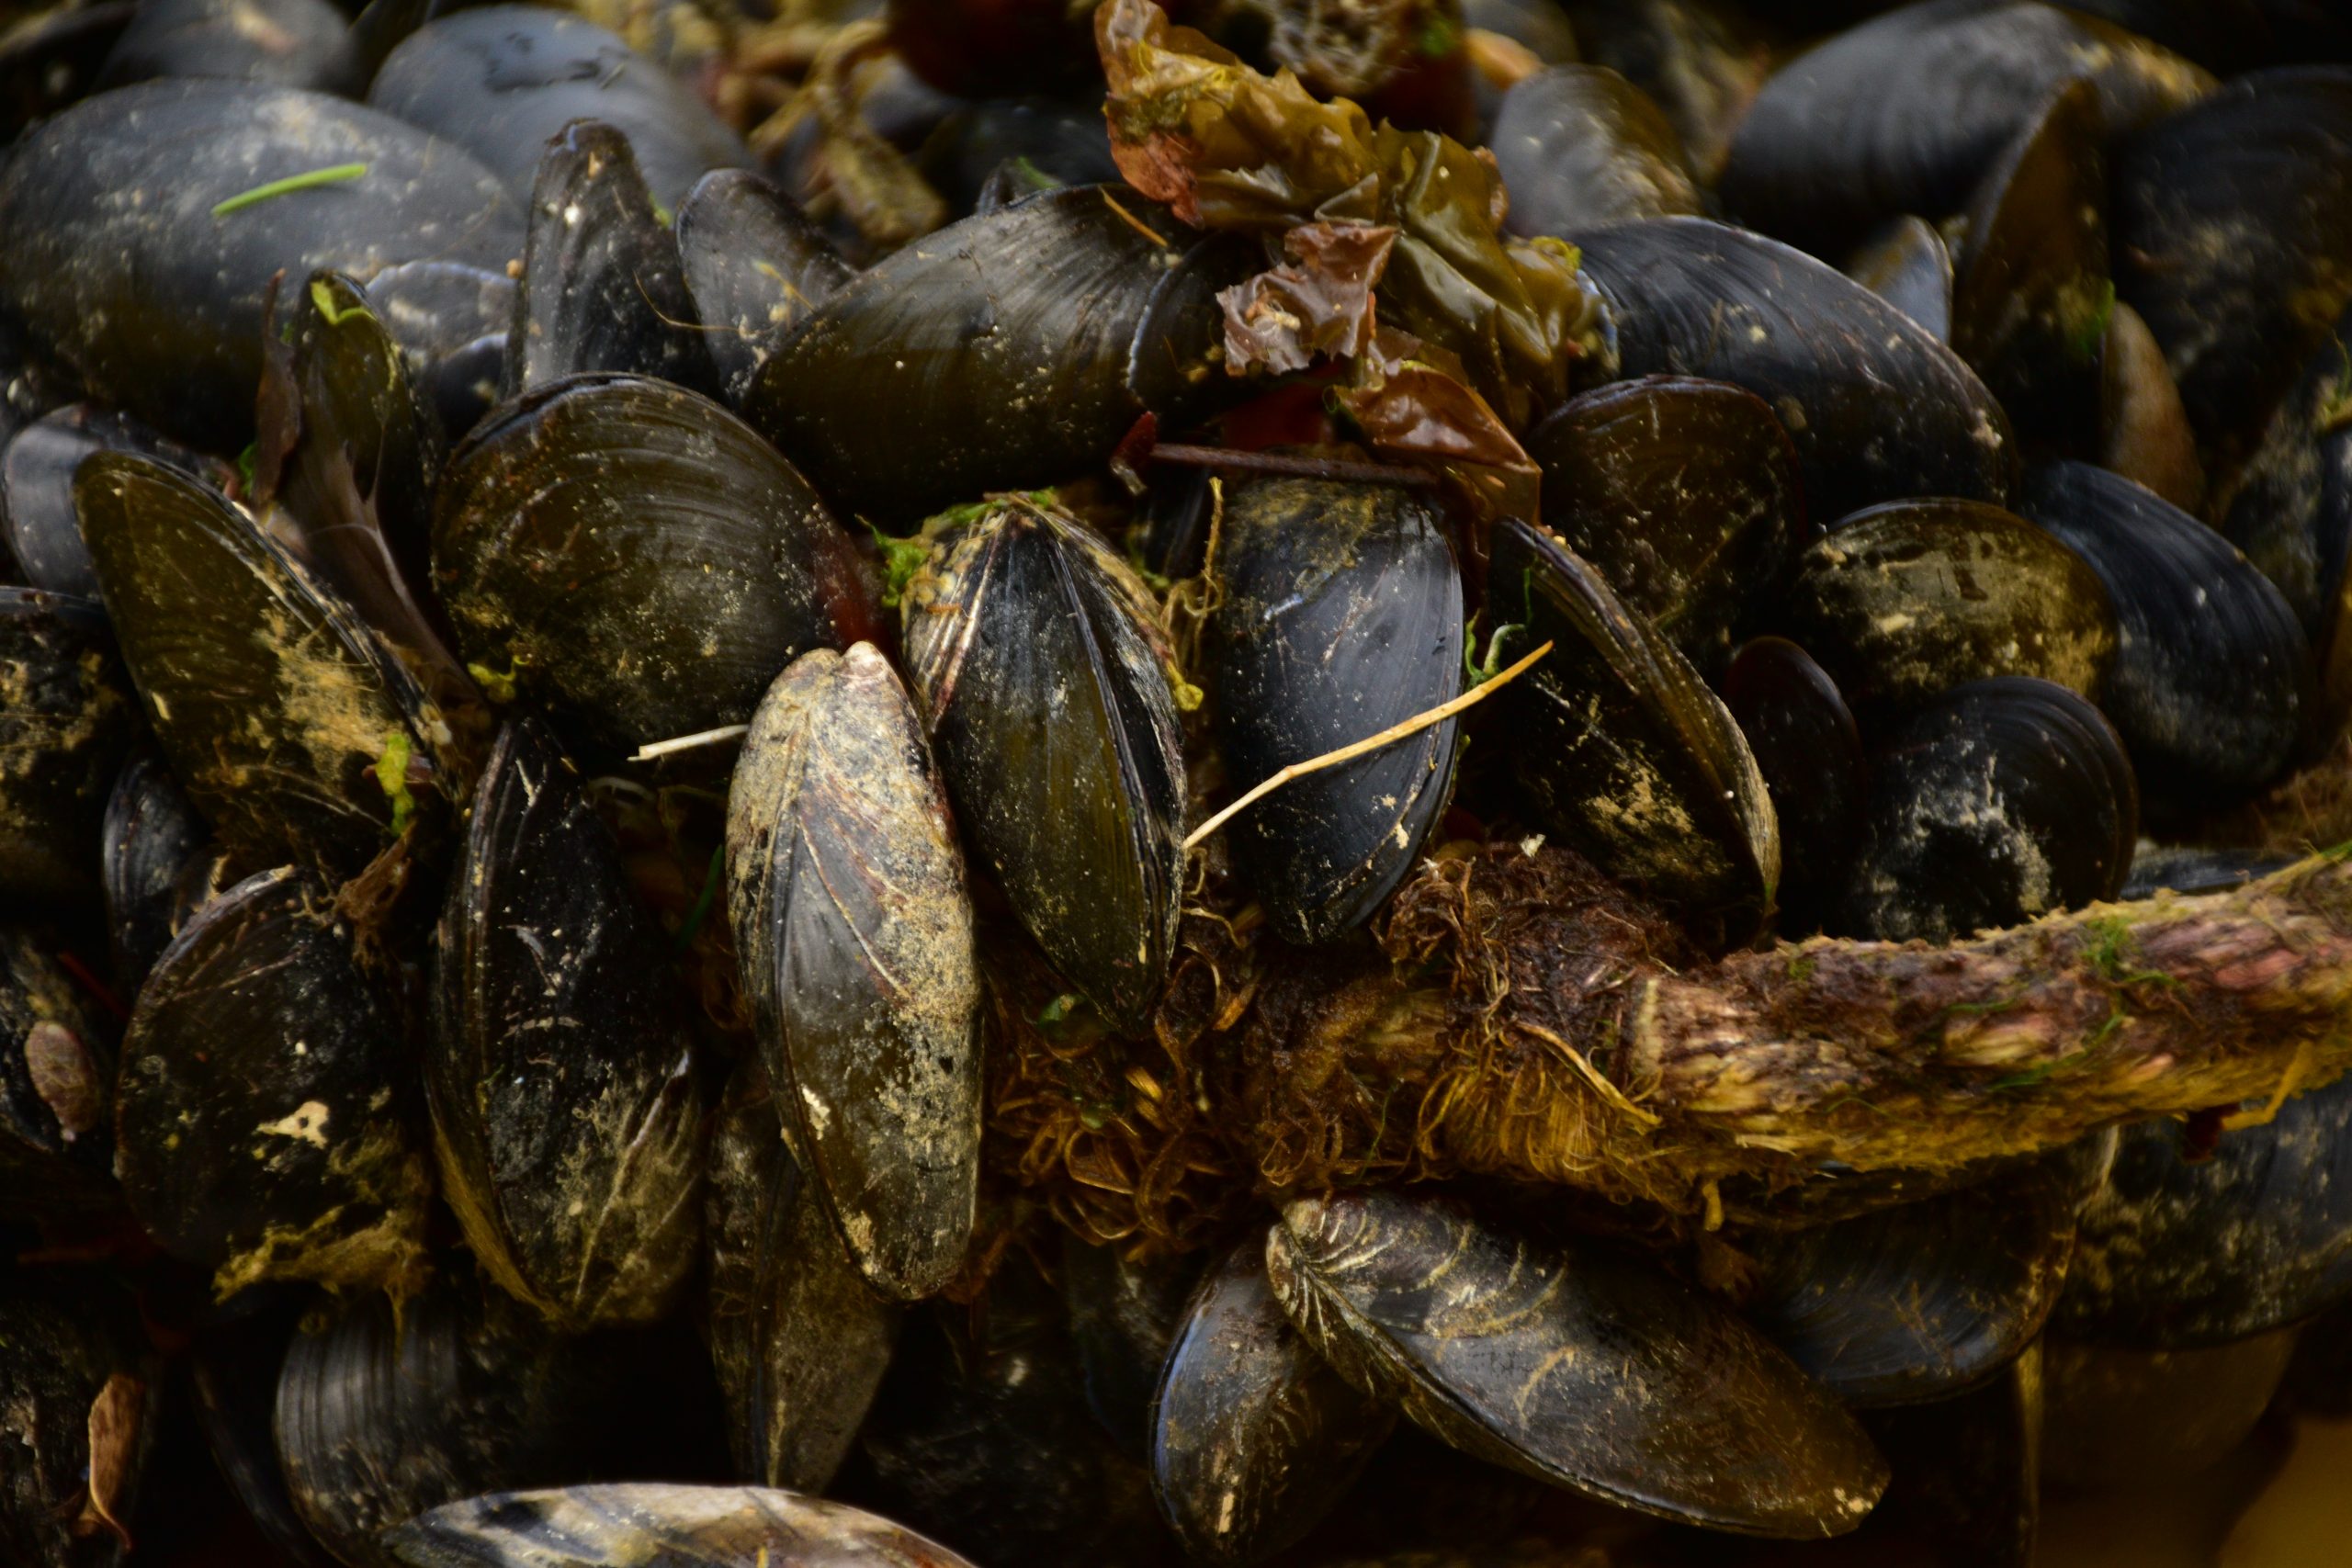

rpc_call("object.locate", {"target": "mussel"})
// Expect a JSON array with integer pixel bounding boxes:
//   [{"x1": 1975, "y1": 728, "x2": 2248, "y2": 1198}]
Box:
[
  {"x1": 0, "y1": 588, "x2": 133, "y2": 906},
  {"x1": 674, "y1": 170, "x2": 854, "y2": 403},
  {"x1": 386, "y1": 1484, "x2": 981, "y2": 1568},
  {"x1": 1489, "y1": 65, "x2": 1703, "y2": 239},
  {"x1": 97, "y1": 745, "x2": 207, "y2": 997},
  {"x1": 2, "y1": 404, "x2": 229, "y2": 599}
]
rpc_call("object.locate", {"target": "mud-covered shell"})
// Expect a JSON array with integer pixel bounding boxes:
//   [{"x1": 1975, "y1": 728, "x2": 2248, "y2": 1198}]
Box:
[
  {"x1": 901, "y1": 497, "x2": 1186, "y2": 1026},
  {"x1": 2041, "y1": 1330, "x2": 2298, "y2": 1488},
  {"x1": 1268, "y1": 1190, "x2": 1887, "y2": 1537},
  {"x1": 385, "y1": 1484, "x2": 981, "y2": 1568},
  {"x1": 0, "y1": 589, "x2": 134, "y2": 908},
  {"x1": 704, "y1": 1060, "x2": 900, "y2": 1492},
  {"x1": 0, "y1": 1273, "x2": 159, "y2": 1568},
  {"x1": 724, "y1": 644, "x2": 981, "y2": 1300},
  {"x1": 432, "y1": 716, "x2": 705, "y2": 1328},
  {"x1": 434, "y1": 374, "x2": 875, "y2": 753},
  {"x1": 675, "y1": 169, "x2": 854, "y2": 404},
  {"x1": 2, "y1": 404, "x2": 230, "y2": 599},
  {"x1": 1491, "y1": 65, "x2": 1703, "y2": 240},
  {"x1": 1209, "y1": 478, "x2": 1464, "y2": 946},
  {"x1": 99, "y1": 746, "x2": 207, "y2": 998},
  {"x1": 1845, "y1": 217, "x2": 1954, "y2": 342},
  {"x1": 742, "y1": 186, "x2": 1248, "y2": 527},
  {"x1": 0, "y1": 930, "x2": 119, "y2": 1220},
  {"x1": 115, "y1": 865, "x2": 431, "y2": 1300},
  {"x1": 0, "y1": 79, "x2": 519, "y2": 449},
  {"x1": 1781, "y1": 499, "x2": 2118, "y2": 710},
  {"x1": 1575, "y1": 219, "x2": 2017, "y2": 523},
  {"x1": 1151, "y1": 1231, "x2": 1393, "y2": 1565}
]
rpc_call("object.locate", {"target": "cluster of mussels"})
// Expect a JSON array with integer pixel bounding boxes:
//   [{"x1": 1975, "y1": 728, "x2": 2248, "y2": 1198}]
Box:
[{"x1": 6, "y1": 0, "x2": 2352, "y2": 1563}]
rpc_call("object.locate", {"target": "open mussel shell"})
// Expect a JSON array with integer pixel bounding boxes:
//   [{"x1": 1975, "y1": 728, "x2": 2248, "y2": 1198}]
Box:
[
  {"x1": 96, "y1": 0, "x2": 358, "y2": 94},
  {"x1": 434, "y1": 373, "x2": 875, "y2": 754},
  {"x1": 1151, "y1": 1230, "x2": 1392, "y2": 1565},
  {"x1": 368, "y1": 6, "x2": 749, "y2": 210},
  {"x1": 2056, "y1": 1071, "x2": 2352, "y2": 1348},
  {"x1": 675, "y1": 169, "x2": 854, "y2": 404},
  {"x1": 1575, "y1": 219, "x2": 2018, "y2": 522},
  {"x1": 2041, "y1": 1328, "x2": 2298, "y2": 1488},
  {"x1": 2, "y1": 403, "x2": 229, "y2": 598},
  {"x1": 2100, "y1": 298, "x2": 2206, "y2": 514},
  {"x1": 1491, "y1": 65, "x2": 1702, "y2": 240},
  {"x1": 1720, "y1": 637, "x2": 1864, "y2": 931},
  {"x1": 705, "y1": 1060, "x2": 900, "y2": 1493},
  {"x1": 901, "y1": 494, "x2": 1185, "y2": 1027},
  {"x1": 0, "y1": 79, "x2": 519, "y2": 449},
  {"x1": 190, "y1": 1301, "x2": 333, "y2": 1567},
  {"x1": 1845, "y1": 216, "x2": 1954, "y2": 342},
  {"x1": 2113, "y1": 67, "x2": 2352, "y2": 483},
  {"x1": 724, "y1": 643, "x2": 980, "y2": 1300},
  {"x1": 1950, "y1": 77, "x2": 2109, "y2": 460},
  {"x1": 1066, "y1": 1236, "x2": 1205, "y2": 1463},
  {"x1": 0, "y1": 929, "x2": 119, "y2": 1220},
  {"x1": 1717, "y1": 0, "x2": 2211, "y2": 254},
  {"x1": 2018, "y1": 459, "x2": 2312, "y2": 812},
  {"x1": 1781, "y1": 498, "x2": 2117, "y2": 710},
  {"x1": 0, "y1": 588, "x2": 133, "y2": 907},
  {"x1": 100, "y1": 745, "x2": 207, "y2": 997},
  {"x1": 504, "y1": 120, "x2": 718, "y2": 400},
  {"x1": 1488, "y1": 515, "x2": 1779, "y2": 929},
  {"x1": 1744, "y1": 1157, "x2": 2081, "y2": 1407},
  {"x1": 116, "y1": 865, "x2": 431, "y2": 1299},
  {"x1": 0, "y1": 1271, "x2": 159, "y2": 1568},
  {"x1": 1834, "y1": 676, "x2": 2136, "y2": 943},
  {"x1": 1859, "y1": 1348, "x2": 2042, "y2": 1568},
  {"x1": 386, "y1": 1484, "x2": 979, "y2": 1568},
  {"x1": 76, "y1": 451, "x2": 452, "y2": 883},
  {"x1": 1524, "y1": 375, "x2": 1804, "y2": 674},
  {"x1": 743, "y1": 186, "x2": 1249, "y2": 528},
  {"x1": 1209, "y1": 478, "x2": 1464, "y2": 946},
  {"x1": 432, "y1": 716, "x2": 705, "y2": 1327},
  {"x1": 1267, "y1": 1190, "x2": 1887, "y2": 1537}
]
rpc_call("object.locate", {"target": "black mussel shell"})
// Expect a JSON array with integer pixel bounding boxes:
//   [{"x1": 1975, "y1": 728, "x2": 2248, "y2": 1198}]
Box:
[
  {"x1": 434, "y1": 373, "x2": 876, "y2": 754},
  {"x1": 190, "y1": 1303, "x2": 332, "y2": 1567},
  {"x1": 1744, "y1": 1157, "x2": 2080, "y2": 1406},
  {"x1": 1489, "y1": 515, "x2": 1779, "y2": 927},
  {"x1": 1845, "y1": 216, "x2": 1954, "y2": 342},
  {"x1": 1860, "y1": 1348, "x2": 2041, "y2": 1568},
  {"x1": 368, "y1": 6, "x2": 749, "y2": 210},
  {"x1": 917, "y1": 96, "x2": 1123, "y2": 220},
  {"x1": 387, "y1": 1484, "x2": 980, "y2": 1568},
  {"x1": 901, "y1": 495, "x2": 1186, "y2": 1027},
  {"x1": 1268, "y1": 1190, "x2": 1887, "y2": 1538},
  {"x1": 743, "y1": 186, "x2": 1249, "y2": 528},
  {"x1": 1718, "y1": 0, "x2": 2211, "y2": 254},
  {"x1": 1566, "y1": 0, "x2": 1769, "y2": 184},
  {"x1": 504, "y1": 121, "x2": 719, "y2": 400},
  {"x1": 2113, "y1": 67, "x2": 2352, "y2": 485},
  {"x1": 2, "y1": 404, "x2": 229, "y2": 598},
  {"x1": 1950, "y1": 77, "x2": 2109, "y2": 460},
  {"x1": 1151, "y1": 1230, "x2": 1392, "y2": 1565},
  {"x1": 0, "y1": 588, "x2": 134, "y2": 907},
  {"x1": 2100, "y1": 298, "x2": 2206, "y2": 514},
  {"x1": 0, "y1": 1271, "x2": 159, "y2": 1568},
  {"x1": 2056, "y1": 1071, "x2": 2352, "y2": 1348},
  {"x1": 116, "y1": 865, "x2": 431, "y2": 1299},
  {"x1": 2041, "y1": 1329, "x2": 2297, "y2": 1487},
  {"x1": 705, "y1": 1060, "x2": 900, "y2": 1493},
  {"x1": 1525, "y1": 375, "x2": 1804, "y2": 674},
  {"x1": 1491, "y1": 65, "x2": 1703, "y2": 241},
  {"x1": 96, "y1": 0, "x2": 358, "y2": 94},
  {"x1": 1575, "y1": 219, "x2": 2018, "y2": 521},
  {"x1": 76, "y1": 452, "x2": 453, "y2": 883},
  {"x1": 1209, "y1": 478, "x2": 1464, "y2": 945},
  {"x1": 724, "y1": 644, "x2": 981, "y2": 1299},
  {"x1": 1781, "y1": 498, "x2": 2117, "y2": 710},
  {"x1": 1720, "y1": 637, "x2": 1863, "y2": 931},
  {"x1": 432, "y1": 716, "x2": 705, "y2": 1327},
  {"x1": 2018, "y1": 459, "x2": 2312, "y2": 812},
  {"x1": 1834, "y1": 676, "x2": 2136, "y2": 942},
  {"x1": 674, "y1": 169, "x2": 854, "y2": 404},
  {"x1": 100, "y1": 745, "x2": 207, "y2": 998},
  {"x1": 1064, "y1": 1235, "x2": 1204, "y2": 1463},
  {"x1": 364, "y1": 260, "x2": 515, "y2": 438},
  {"x1": 0, "y1": 79, "x2": 519, "y2": 449},
  {"x1": 0, "y1": 930, "x2": 119, "y2": 1220},
  {"x1": 2119, "y1": 845, "x2": 2296, "y2": 900}
]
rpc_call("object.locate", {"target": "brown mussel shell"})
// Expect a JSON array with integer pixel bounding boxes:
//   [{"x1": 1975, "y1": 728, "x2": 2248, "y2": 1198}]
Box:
[
  {"x1": 385, "y1": 1484, "x2": 980, "y2": 1568},
  {"x1": 1490, "y1": 64, "x2": 1703, "y2": 240},
  {"x1": 0, "y1": 1271, "x2": 159, "y2": 1568},
  {"x1": 1845, "y1": 216, "x2": 1954, "y2": 342},
  {"x1": 0, "y1": 588, "x2": 133, "y2": 907},
  {"x1": 0, "y1": 930, "x2": 119, "y2": 1220},
  {"x1": 2098, "y1": 298, "x2": 2206, "y2": 513},
  {"x1": 674, "y1": 169, "x2": 854, "y2": 404}
]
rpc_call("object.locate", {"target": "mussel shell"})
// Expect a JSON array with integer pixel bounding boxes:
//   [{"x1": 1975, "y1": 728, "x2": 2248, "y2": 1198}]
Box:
[
  {"x1": 368, "y1": 6, "x2": 750, "y2": 209},
  {"x1": 742, "y1": 186, "x2": 1248, "y2": 528},
  {"x1": 2040, "y1": 1330, "x2": 2297, "y2": 1488},
  {"x1": 1064, "y1": 1236, "x2": 1204, "y2": 1463},
  {"x1": 116, "y1": 865, "x2": 431, "y2": 1298},
  {"x1": 1743, "y1": 1158, "x2": 2080, "y2": 1407},
  {"x1": 96, "y1": 0, "x2": 358, "y2": 94},
  {"x1": 1209, "y1": 478, "x2": 1464, "y2": 945},
  {"x1": 674, "y1": 169, "x2": 854, "y2": 404},
  {"x1": 2056, "y1": 1071, "x2": 2352, "y2": 1348},
  {"x1": 704, "y1": 1060, "x2": 900, "y2": 1493},
  {"x1": 1575, "y1": 218, "x2": 2018, "y2": 522},
  {"x1": 433, "y1": 373, "x2": 874, "y2": 753},
  {"x1": 2, "y1": 404, "x2": 228, "y2": 599},
  {"x1": 901, "y1": 496, "x2": 1186, "y2": 1026},
  {"x1": 0, "y1": 79, "x2": 519, "y2": 449},
  {"x1": 2100, "y1": 298, "x2": 2206, "y2": 514},
  {"x1": 99, "y1": 745, "x2": 208, "y2": 998},
  {"x1": 0, "y1": 929, "x2": 119, "y2": 1219},
  {"x1": 1780, "y1": 498, "x2": 2117, "y2": 710},
  {"x1": 1566, "y1": 0, "x2": 1769, "y2": 184},
  {"x1": 431, "y1": 716, "x2": 705, "y2": 1327},
  {"x1": 76, "y1": 451, "x2": 450, "y2": 882},
  {"x1": 1845, "y1": 216, "x2": 1954, "y2": 342},
  {"x1": 723, "y1": 643, "x2": 981, "y2": 1300},
  {"x1": 1523, "y1": 375, "x2": 1804, "y2": 673},
  {"x1": 1488, "y1": 514, "x2": 1779, "y2": 925},
  {"x1": 0, "y1": 1271, "x2": 159, "y2": 1568},
  {"x1": 2018, "y1": 459, "x2": 2312, "y2": 811},
  {"x1": 917, "y1": 96, "x2": 1123, "y2": 220},
  {"x1": 189, "y1": 1303, "x2": 332, "y2": 1567},
  {"x1": 1491, "y1": 65, "x2": 1702, "y2": 240},
  {"x1": 1834, "y1": 676, "x2": 2136, "y2": 942},
  {"x1": 1719, "y1": 636, "x2": 1863, "y2": 931},
  {"x1": 1268, "y1": 1190, "x2": 1887, "y2": 1537},
  {"x1": 0, "y1": 588, "x2": 134, "y2": 907},
  {"x1": 2118, "y1": 845, "x2": 2295, "y2": 900},
  {"x1": 364, "y1": 260, "x2": 515, "y2": 437},
  {"x1": 386, "y1": 1484, "x2": 981, "y2": 1568},
  {"x1": 1151, "y1": 1231, "x2": 1392, "y2": 1565},
  {"x1": 1859, "y1": 1348, "x2": 2041, "y2": 1568}
]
